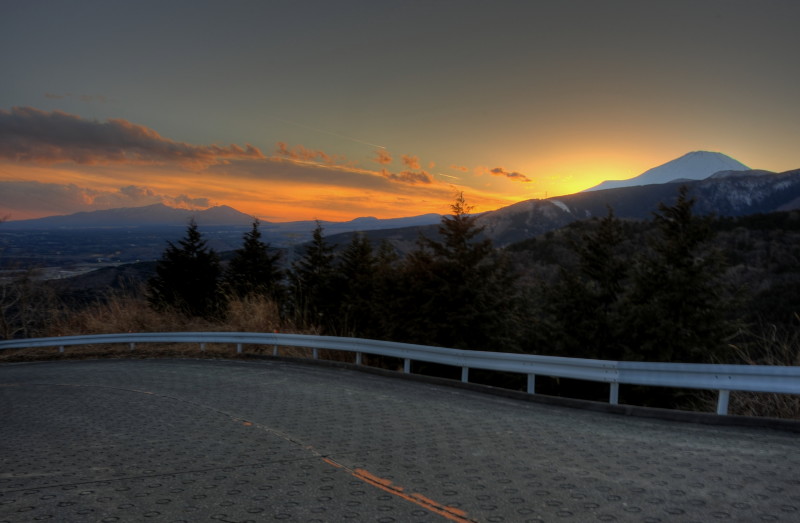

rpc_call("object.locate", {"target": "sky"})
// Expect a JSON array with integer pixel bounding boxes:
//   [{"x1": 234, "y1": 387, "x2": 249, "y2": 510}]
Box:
[{"x1": 1, "y1": 0, "x2": 799, "y2": 222}]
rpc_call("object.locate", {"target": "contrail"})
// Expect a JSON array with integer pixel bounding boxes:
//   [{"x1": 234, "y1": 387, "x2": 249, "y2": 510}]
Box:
[
  {"x1": 280, "y1": 120, "x2": 386, "y2": 149},
  {"x1": 436, "y1": 172, "x2": 461, "y2": 180}
]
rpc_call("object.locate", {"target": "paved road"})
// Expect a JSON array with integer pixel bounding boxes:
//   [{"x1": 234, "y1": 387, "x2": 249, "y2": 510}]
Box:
[{"x1": 1, "y1": 359, "x2": 798, "y2": 522}]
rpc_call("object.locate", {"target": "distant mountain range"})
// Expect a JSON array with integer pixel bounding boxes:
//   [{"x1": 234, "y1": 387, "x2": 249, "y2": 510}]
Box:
[
  {"x1": 2, "y1": 202, "x2": 443, "y2": 244},
  {"x1": 2, "y1": 203, "x2": 254, "y2": 228},
  {"x1": 4, "y1": 151, "x2": 799, "y2": 250}
]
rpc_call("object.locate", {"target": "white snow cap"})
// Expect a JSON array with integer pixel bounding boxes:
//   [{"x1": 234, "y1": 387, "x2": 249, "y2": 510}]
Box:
[{"x1": 584, "y1": 151, "x2": 750, "y2": 192}]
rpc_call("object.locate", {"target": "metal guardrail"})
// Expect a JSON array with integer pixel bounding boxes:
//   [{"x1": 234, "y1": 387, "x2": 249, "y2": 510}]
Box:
[{"x1": 2, "y1": 332, "x2": 799, "y2": 415}]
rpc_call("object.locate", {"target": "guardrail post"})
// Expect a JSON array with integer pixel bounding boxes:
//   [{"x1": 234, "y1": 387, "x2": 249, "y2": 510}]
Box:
[
  {"x1": 236, "y1": 343, "x2": 243, "y2": 354},
  {"x1": 272, "y1": 344, "x2": 278, "y2": 356},
  {"x1": 527, "y1": 374, "x2": 535, "y2": 394},
  {"x1": 356, "y1": 352, "x2": 362, "y2": 365},
  {"x1": 59, "y1": 345, "x2": 64, "y2": 353},
  {"x1": 716, "y1": 390, "x2": 730, "y2": 415},
  {"x1": 609, "y1": 382, "x2": 619, "y2": 405},
  {"x1": 129, "y1": 342, "x2": 135, "y2": 351},
  {"x1": 461, "y1": 367, "x2": 469, "y2": 383},
  {"x1": 313, "y1": 348, "x2": 319, "y2": 359},
  {"x1": 403, "y1": 358, "x2": 410, "y2": 374},
  {"x1": 200, "y1": 342, "x2": 206, "y2": 352}
]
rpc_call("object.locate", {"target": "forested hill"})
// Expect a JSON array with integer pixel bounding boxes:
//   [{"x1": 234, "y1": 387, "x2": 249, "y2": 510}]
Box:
[{"x1": 326, "y1": 169, "x2": 800, "y2": 249}]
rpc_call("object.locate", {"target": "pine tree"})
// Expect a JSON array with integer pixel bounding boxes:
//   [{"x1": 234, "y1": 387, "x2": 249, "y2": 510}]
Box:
[
  {"x1": 147, "y1": 219, "x2": 225, "y2": 318},
  {"x1": 368, "y1": 240, "x2": 402, "y2": 339},
  {"x1": 398, "y1": 193, "x2": 521, "y2": 351},
  {"x1": 336, "y1": 233, "x2": 378, "y2": 336},
  {"x1": 623, "y1": 186, "x2": 733, "y2": 363},
  {"x1": 289, "y1": 221, "x2": 337, "y2": 330},
  {"x1": 224, "y1": 220, "x2": 284, "y2": 301},
  {"x1": 544, "y1": 209, "x2": 628, "y2": 360}
]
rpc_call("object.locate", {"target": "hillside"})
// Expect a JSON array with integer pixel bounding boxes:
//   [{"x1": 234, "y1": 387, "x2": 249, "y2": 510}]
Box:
[
  {"x1": 330, "y1": 168, "x2": 800, "y2": 249},
  {"x1": 479, "y1": 169, "x2": 799, "y2": 245}
]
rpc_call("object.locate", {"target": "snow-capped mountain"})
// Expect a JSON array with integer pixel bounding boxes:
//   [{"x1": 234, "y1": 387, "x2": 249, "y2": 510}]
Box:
[{"x1": 584, "y1": 151, "x2": 750, "y2": 192}]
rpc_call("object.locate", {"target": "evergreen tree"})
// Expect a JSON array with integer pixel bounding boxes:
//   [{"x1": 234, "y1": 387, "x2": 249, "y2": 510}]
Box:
[
  {"x1": 623, "y1": 186, "x2": 733, "y2": 363},
  {"x1": 336, "y1": 233, "x2": 378, "y2": 336},
  {"x1": 544, "y1": 209, "x2": 628, "y2": 360},
  {"x1": 397, "y1": 193, "x2": 521, "y2": 351},
  {"x1": 289, "y1": 221, "x2": 337, "y2": 330},
  {"x1": 367, "y1": 240, "x2": 402, "y2": 339},
  {"x1": 147, "y1": 219, "x2": 225, "y2": 318},
  {"x1": 224, "y1": 220, "x2": 284, "y2": 301}
]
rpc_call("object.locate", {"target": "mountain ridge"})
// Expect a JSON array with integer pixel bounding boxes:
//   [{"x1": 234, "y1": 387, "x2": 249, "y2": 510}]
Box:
[
  {"x1": 2, "y1": 203, "x2": 256, "y2": 228},
  {"x1": 474, "y1": 168, "x2": 800, "y2": 246}
]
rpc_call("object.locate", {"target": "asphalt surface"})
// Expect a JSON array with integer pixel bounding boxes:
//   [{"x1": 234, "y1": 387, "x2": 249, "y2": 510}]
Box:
[{"x1": 1, "y1": 358, "x2": 798, "y2": 522}]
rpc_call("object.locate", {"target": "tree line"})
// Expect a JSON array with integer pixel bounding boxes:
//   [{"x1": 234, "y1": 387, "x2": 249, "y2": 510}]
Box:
[
  {"x1": 147, "y1": 189, "x2": 739, "y2": 367},
  {"x1": 147, "y1": 194, "x2": 520, "y2": 352}
]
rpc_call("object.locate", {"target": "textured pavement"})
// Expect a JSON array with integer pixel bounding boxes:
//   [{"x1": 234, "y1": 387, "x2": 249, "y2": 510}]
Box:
[{"x1": 1, "y1": 358, "x2": 799, "y2": 522}]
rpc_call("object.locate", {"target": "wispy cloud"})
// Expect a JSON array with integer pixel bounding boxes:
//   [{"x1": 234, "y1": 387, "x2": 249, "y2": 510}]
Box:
[
  {"x1": 275, "y1": 141, "x2": 346, "y2": 165},
  {"x1": 401, "y1": 154, "x2": 421, "y2": 170},
  {"x1": 374, "y1": 149, "x2": 392, "y2": 165},
  {"x1": 0, "y1": 107, "x2": 264, "y2": 168},
  {"x1": 381, "y1": 169, "x2": 433, "y2": 184},
  {"x1": 488, "y1": 166, "x2": 531, "y2": 183}
]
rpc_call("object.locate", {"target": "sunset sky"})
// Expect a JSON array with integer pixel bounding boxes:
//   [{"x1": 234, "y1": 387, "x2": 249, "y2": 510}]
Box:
[{"x1": 1, "y1": 0, "x2": 798, "y2": 222}]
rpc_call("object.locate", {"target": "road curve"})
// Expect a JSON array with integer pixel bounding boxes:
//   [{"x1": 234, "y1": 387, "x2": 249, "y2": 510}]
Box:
[{"x1": 1, "y1": 359, "x2": 798, "y2": 522}]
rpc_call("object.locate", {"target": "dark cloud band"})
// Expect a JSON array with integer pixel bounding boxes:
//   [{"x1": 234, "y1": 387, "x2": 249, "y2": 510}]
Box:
[{"x1": 0, "y1": 107, "x2": 264, "y2": 168}]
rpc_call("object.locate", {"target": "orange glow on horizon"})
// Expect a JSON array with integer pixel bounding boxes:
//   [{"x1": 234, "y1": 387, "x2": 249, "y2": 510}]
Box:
[{"x1": 0, "y1": 161, "x2": 523, "y2": 222}]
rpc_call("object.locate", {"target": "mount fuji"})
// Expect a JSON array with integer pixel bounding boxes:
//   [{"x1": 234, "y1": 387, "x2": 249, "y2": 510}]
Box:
[{"x1": 584, "y1": 151, "x2": 750, "y2": 192}]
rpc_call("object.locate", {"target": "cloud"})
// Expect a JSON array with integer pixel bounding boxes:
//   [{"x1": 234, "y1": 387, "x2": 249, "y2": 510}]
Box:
[
  {"x1": 489, "y1": 166, "x2": 532, "y2": 183},
  {"x1": 450, "y1": 164, "x2": 469, "y2": 172},
  {"x1": 117, "y1": 185, "x2": 211, "y2": 208},
  {"x1": 275, "y1": 141, "x2": 340, "y2": 164},
  {"x1": 374, "y1": 149, "x2": 392, "y2": 165},
  {"x1": 401, "y1": 154, "x2": 421, "y2": 170},
  {"x1": 0, "y1": 180, "x2": 212, "y2": 219},
  {"x1": 0, "y1": 107, "x2": 264, "y2": 168},
  {"x1": 381, "y1": 169, "x2": 433, "y2": 184}
]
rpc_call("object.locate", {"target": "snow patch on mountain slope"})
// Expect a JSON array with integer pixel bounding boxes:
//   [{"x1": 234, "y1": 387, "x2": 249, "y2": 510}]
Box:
[{"x1": 550, "y1": 200, "x2": 570, "y2": 213}]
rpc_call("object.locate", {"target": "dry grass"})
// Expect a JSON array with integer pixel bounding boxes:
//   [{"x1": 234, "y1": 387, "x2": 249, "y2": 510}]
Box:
[
  {"x1": 0, "y1": 293, "x2": 354, "y2": 364},
  {"x1": 706, "y1": 319, "x2": 800, "y2": 420}
]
